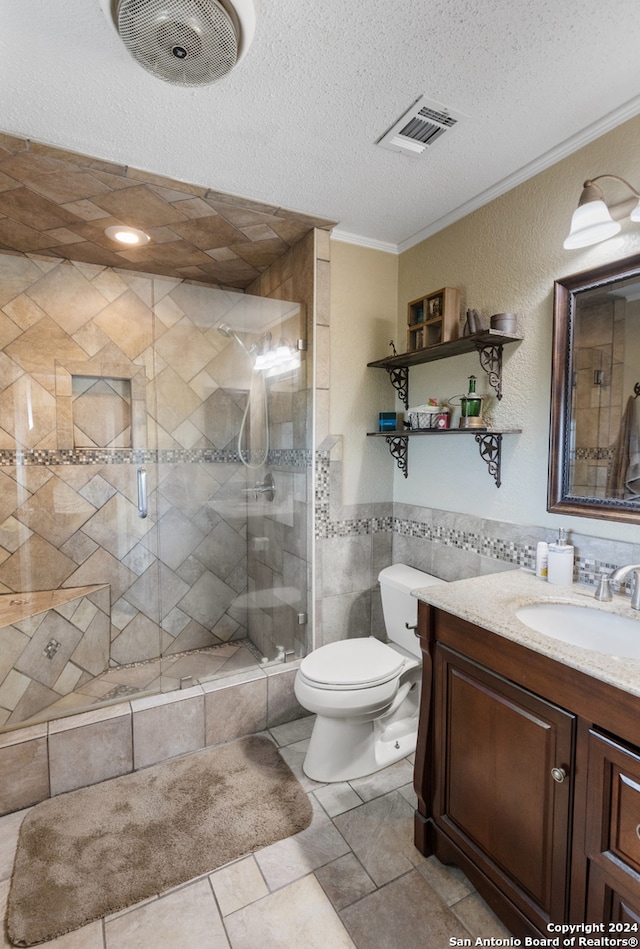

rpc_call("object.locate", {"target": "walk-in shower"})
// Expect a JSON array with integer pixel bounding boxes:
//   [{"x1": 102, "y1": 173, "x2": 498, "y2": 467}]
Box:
[{"x1": 0, "y1": 256, "x2": 311, "y2": 733}]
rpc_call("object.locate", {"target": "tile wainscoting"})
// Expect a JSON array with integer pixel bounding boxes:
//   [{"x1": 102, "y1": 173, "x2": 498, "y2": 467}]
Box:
[{"x1": 314, "y1": 438, "x2": 640, "y2": 649}]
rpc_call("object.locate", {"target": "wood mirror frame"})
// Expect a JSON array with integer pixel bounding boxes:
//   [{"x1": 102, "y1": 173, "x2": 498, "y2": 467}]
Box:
[{"x1": 548, "y1": 252, "x2": 640, "y2": 524}]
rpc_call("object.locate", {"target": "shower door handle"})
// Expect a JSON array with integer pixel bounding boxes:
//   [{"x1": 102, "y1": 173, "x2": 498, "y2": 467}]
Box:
[{"x1": 137, "y1": 466, "x2": 148, "y2": 518}]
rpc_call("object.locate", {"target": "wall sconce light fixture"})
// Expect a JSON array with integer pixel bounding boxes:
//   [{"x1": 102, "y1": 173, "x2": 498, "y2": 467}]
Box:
[{"x1": 564, "y1": 175, "x2": 640, "y2": 249}]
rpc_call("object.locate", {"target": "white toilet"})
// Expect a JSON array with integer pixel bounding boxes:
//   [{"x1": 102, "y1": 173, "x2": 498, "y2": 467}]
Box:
[{"x1": 294, "y1": 563, "x2": 444, "y2": 782}]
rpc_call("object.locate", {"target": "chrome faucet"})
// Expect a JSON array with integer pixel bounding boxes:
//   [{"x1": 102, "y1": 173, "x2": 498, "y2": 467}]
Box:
[{"x1": 595, "y1": 564, "x2": 640, "y2": 610}]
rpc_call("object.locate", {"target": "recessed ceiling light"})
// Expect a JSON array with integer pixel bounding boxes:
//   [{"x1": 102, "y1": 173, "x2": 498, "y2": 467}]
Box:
[{"x1": 104, "y1": 225, "x2": 151, "y2": 246}]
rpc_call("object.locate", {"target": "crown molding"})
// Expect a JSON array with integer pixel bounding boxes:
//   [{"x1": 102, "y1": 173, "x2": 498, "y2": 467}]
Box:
[
  {"x1": 330, "y1": 229, "x2": 398, "y2": 255},
  {"x1": 332, "y1": 94, "x2": 640, "y2": 256}
]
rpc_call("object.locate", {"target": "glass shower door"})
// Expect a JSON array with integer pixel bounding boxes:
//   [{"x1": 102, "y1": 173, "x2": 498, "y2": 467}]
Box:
[
  {"x1": 152, "y1": 283, "x2": 310, "y2": 690},
  {"x1": 0, "y1": 258, "x2": 163, "y2": 730}
]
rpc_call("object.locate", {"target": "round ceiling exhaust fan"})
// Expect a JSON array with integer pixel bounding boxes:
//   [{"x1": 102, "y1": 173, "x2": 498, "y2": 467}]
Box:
[{"x1": 99, "y1": 0, "x2": 255, "y2": 86}]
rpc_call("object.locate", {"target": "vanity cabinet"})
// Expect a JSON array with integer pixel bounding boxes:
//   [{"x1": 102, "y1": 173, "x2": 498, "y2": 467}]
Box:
[
  {"x1": 414, "y1": 602, "x2": 640, "y2": 936},
  {"x1": 431, "y1": 646, "x2": 574, "y2": 931}
]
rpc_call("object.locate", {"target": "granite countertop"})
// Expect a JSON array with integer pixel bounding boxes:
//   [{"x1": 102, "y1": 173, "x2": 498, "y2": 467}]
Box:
[{"x1": 413, "y1": 568, "x2": 640, "y2": 699}]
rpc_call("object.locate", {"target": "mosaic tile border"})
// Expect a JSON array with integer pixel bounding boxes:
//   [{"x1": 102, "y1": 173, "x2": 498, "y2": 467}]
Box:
[
  {"x1": 313, "y1": 449, "x2": 626, "y2": 588},
  {"x1": 315, "y1": 451, "x2": 331, "y2": 531},
  {"x1": 269, "y1": 449, "x2": 312, "y2": 468},
  {"x1": 574, "y1": 447, "x2": 614, "y2": 461},
  {"x1": 0, "y1": 447, "x2": 311, "y2": 468}
]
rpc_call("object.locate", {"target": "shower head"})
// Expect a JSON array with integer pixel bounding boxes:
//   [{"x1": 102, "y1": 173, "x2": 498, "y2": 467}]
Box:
[
  {"x1": 216, "y1": 322, "x2": 253, "y2": 357},
  {"x1": 216, "y1": 324, "x2": 298, "y2": 376}
]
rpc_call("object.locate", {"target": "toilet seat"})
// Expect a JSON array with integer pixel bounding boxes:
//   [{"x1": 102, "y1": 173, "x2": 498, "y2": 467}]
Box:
[{"x1": 299, "y1": 637, "x2": 405, "y2": 690}]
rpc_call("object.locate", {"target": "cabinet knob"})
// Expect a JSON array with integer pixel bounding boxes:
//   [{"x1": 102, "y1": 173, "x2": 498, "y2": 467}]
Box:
[{"x1": 551, "y1": 767, "x2": 567, "y2": 784}]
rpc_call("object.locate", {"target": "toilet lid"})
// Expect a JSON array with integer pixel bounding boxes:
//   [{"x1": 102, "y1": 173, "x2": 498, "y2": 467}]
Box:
[{"x1": 299, "y1": 637, "x2": 405, "y2": 689}]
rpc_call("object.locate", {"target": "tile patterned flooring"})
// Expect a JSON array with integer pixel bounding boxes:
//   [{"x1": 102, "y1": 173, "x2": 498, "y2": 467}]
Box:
[{"x1": 0, "y1": 716, "x2": 511, "y2": 949}]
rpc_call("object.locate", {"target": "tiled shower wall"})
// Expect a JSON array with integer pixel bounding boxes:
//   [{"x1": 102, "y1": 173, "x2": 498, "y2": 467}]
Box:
[{"x1": 0, "y1": 250, "x2": 312, "y2": 727}]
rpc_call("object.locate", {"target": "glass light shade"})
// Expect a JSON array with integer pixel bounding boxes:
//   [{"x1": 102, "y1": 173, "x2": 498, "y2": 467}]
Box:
[
  {"x1": 563, "y1": 200, "x2": 621, "y2": 249},
  {"x1": 629, "y1": 198, "x2": 640, "y2": 223}
]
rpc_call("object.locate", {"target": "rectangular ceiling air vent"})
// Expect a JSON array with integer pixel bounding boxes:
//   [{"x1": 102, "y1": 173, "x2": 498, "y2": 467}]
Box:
[{"x1": 376, "y1": 96, "x2": 464, "y2": 158}]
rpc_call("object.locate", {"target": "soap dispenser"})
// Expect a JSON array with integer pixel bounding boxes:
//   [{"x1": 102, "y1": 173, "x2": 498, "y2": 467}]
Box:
[{"x1": 547, "y1": 529, "x2": 574, "y2": 585}]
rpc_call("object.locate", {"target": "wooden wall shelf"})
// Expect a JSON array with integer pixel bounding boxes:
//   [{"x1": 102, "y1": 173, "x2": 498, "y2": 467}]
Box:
[
  {"x1": 368, "y1": 329, "x2": 523, "y2": 407},
  {"x1": 368, "y1": 328, "x2": 522, "y2": 370},
  {"x1": 367, "y1": 329, "x2": 523, "y2": 485}
]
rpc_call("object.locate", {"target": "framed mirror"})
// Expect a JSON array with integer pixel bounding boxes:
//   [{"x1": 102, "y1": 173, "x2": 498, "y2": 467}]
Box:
[{"x1": 549, "y1": 252, "x2": 640, "y2": 524}]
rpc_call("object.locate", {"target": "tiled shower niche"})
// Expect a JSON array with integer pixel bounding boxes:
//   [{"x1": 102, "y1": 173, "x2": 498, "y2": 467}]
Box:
[
  {"x1": 71, "y1": 376, "x2": 132, "y2": 449},
  {"x1": 0, "y1": 252, "x2": 311, "y2": 730}
]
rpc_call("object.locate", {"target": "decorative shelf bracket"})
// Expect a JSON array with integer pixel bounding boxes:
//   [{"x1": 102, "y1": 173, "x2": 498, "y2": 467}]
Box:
[
  {"x1": 475, "y1": 432, "x2": 503, "y2": 488},
  {"x1": 368, "y1": 329, "x2": 522, "y2": 486},
  {"x1": 386, "y1": 366, "x2": 409, "y2": 409},
  {"x1": 385, "y1": 434, "x2": 409, "y2": 477},
  {"x1": 475, "y1": 343, "x2": 504, "y2": 400}
]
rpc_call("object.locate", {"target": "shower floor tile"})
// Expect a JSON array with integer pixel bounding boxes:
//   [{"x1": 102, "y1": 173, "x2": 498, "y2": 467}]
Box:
[{"x1": 9, "y1": 641, "x2": 264, "y2": 730}]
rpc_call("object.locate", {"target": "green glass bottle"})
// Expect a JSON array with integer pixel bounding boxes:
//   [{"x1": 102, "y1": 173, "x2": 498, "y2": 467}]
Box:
[{"x1": 463, "y1": 375, "x2": 482, "y2": 418}]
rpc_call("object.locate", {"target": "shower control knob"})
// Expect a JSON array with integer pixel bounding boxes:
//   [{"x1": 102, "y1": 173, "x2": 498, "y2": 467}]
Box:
[{"x1": 241, "y1": 472, "x2": 275, "y2": 502}]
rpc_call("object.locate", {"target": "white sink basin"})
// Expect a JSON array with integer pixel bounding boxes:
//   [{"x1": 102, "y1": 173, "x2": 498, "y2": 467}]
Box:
[{"x1": 515, "y1": 603, "x2": 640, "y2": 658}]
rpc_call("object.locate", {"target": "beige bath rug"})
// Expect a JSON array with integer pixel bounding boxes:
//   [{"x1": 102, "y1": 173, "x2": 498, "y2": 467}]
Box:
[{"x1": 6, "y1": 734, "x2": 312, "y2": 947}]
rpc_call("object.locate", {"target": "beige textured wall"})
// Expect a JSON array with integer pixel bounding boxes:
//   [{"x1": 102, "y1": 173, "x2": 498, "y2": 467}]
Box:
[
  {"x1": 330, "y1": 114, "x2": 640, "y2": 542},
  {"x1": 395, "y1": 114, "x2": 640, "y2": 543},
  {"x1": 328, "y1": 240, "x2": 398, "y2": 504},
  {"x1": 382, "y1": 118, "x2": 640, "y2": 540}
]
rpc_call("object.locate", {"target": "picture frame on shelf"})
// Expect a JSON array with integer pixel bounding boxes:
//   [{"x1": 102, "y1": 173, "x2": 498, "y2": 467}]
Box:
[{"x1": 429, "y1": 295, "x2": 442, "y2": 319}]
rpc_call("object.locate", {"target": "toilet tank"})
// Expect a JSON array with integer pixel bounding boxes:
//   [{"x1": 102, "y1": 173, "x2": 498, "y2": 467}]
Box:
[{"x1": 378, "y1": 564, "x2": 444, "y2": 658}]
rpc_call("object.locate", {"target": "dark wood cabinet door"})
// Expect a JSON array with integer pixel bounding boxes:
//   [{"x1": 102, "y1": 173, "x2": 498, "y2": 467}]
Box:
[
  {"x1": 432, "y1": 645, "x2": 575, "y2": 930},
  {"x1": 586, "y1": 730, "x2": 640, "y2": 923}
]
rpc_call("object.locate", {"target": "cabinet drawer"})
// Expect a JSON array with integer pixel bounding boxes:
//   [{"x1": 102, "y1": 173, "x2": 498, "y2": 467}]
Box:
[{"x1": 586, "y1": 730, "x2": 640, "y2": 880}]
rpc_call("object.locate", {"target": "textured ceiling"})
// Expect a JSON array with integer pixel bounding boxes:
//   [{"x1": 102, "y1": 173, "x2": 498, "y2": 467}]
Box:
[
  {"x1": 0, "y1": 133, "x2": 334, "y2": 288},
  {"x1": 1, "y1": 0, "x2": 640, "y2": 251}
]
